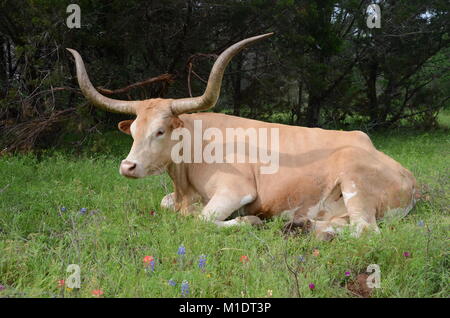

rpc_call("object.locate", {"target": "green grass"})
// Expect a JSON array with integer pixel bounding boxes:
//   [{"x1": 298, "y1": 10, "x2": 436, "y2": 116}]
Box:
[{"x1": 0, "y1": 125, "x2": 448, "y2": 298}]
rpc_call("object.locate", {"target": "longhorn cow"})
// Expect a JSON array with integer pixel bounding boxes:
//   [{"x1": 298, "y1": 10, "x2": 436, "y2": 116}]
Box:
[{"x1": 67, "y1": 33, "x2": 417, "y2": 240}]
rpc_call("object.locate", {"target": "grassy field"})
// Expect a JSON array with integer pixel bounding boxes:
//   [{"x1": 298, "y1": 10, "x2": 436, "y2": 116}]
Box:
[{"x1": 0, "y1": 118, "x2": 449, "y2": 298}]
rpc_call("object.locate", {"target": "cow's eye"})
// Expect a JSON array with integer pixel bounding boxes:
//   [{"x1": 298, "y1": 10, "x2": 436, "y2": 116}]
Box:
[{"x1": 155, "y1": 129, "x2": 165, "y2": 137}]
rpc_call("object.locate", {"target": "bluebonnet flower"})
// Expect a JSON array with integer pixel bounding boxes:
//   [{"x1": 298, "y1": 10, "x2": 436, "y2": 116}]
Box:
[
  {"x1": 198, "y1": 255, "x2": 207, "y2": 271},
  {"x1": 418, "y1": 220, "x2": 425, "y2": 227},
  {"x1": 79, "y1": 208, "x2": 87, "y2": 215},
  {"x1": 168, "y1": 279, "x2": 176, "y2": 287},
  {"x1": 60, "y1": 207, "x2": 66, "y2": 212},
  {"x1": 181, "y1": 280, "x2": 189, "y2": 297},
  {"x1": 177, "y1": 245, "x2": 186, "y2": 256},
  {"x1": 150, "y1": 258, "x2": 155, "y2": 272},
  {"x1": 297, "y1": 255, "x2": 305, "y2": 263}
]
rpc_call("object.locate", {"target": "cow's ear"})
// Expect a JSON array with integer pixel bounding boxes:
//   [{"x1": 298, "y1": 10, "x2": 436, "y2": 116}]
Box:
[
  {"x1": 118, "y1": 119, "x2": 134, "y2": 135},
  {"x1": 171, "y1": 116, "x2": 184, "y2": 129}
]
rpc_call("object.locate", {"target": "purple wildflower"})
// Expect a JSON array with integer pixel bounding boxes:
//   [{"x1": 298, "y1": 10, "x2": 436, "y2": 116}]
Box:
[
  {"x1": 308, "y1": 283, "x2": 315, "y2": 290},
  {"x1": 79, "y1": 208, "x2": 87, "y2": 215},
  {"x1": 345, "y1": 271, "x2": 351, "y2": 277},
  {"x1": 168, "y1": 279, "x2": 176, "y2": 287},
  {"x1": 181, "y1": 280, "x2": 189, "y2": 297},
  {"x1": 149, "y1": 258, "x2": 155, "y2": 272},
  {"x1": 198, "y1": 254, "x2": 207, "y2": 271},
  {"x1": 177, "y1": 245, "x2": 186, "y2": 256},
  {"x1": 403, "y1": 251, "x2": 411, "y2": 258},
  {"x1": 0, "y1": 284, "x2": 5, "y2": 291}
]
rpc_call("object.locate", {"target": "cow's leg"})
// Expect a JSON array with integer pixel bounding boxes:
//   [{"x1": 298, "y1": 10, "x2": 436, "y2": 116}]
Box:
[
  {"x1": 348, "y1": 213, "x2": 379, "y2": 237},
  {"x1": 284, "y1": 216, "x2": 347, "y2": 241},
  {"x1": 199, "y1": 190, "x2": 261, "y2": 227},
  {"x1": 161, "y1": 192, "x2": 176, "y2": 211},
  {"x1": 291, "y1": 214, "x2": 379, "y2": 240},
  {"x1": 340, "y1": 181, "x2": 380, "y2": 237},
  {"x1": 161, "y1": 191, "x2": 203, "y2": 215},
  {"x1": 310, "y1": 217, "x2": 349, "y2": 240}
]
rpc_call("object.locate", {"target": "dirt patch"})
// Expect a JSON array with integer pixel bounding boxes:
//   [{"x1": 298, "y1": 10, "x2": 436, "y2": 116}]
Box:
[
  {"x1": 346, "y1": 273, "x2": 373, "y2": 298},
  {"x1": 282, "y1": 218, "x2": 313, "y2": 237}
]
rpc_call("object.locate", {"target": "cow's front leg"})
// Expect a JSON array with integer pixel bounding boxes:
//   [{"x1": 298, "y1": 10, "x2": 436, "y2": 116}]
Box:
[
  {"x1": 199, "y1": 191, "x2": 262, "y2": 227},
  {"x1": 161, "y1": 192, "x2": 176, "y2": 211},
  {"x1": 161, "y1": 192, "x2": 203, "y2": 215}
]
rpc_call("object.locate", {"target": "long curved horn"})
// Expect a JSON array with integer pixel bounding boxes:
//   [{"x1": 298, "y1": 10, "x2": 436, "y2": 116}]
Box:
[
  {"x1": 66, "y1": 48, "x2": 137, "y2": 115},
  {"x1": 171, "y1": 33, "x2": 273, "y2": 115}
]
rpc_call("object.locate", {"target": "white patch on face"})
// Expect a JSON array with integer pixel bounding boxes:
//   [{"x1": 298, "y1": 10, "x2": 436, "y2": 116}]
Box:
[
  {"x1": 342, "y1": 191, "x2": 357, "y2": 205},
  {"x1": 130, "y1": 121, "x2": 137, "y2": 136},
  {"x1": 351, "y1": 181, "x2": 356, "y2": 189},
  {"x1": 240, "y1": 194, "x2": 254, "y2": 206}
]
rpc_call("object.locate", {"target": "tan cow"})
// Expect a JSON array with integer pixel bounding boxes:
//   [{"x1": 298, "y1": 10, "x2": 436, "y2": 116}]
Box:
[{"x1": 67, "y1": 33, "x2": 417, "y2": 240}]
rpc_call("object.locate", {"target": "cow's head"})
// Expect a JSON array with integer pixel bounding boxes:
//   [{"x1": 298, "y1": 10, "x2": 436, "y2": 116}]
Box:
[{"x1": 67, "y1": 33, "x2": 272, "y2": 178}]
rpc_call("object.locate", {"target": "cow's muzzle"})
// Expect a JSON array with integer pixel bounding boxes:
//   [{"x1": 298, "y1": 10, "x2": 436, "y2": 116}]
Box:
[{"x1": 120, "y1": 160, "x2": 138, "y2": 178}]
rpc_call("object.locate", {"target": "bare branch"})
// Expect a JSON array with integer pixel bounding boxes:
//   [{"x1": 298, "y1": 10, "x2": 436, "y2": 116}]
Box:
[{"x1": 96, "y1": 73, "x2": 175, "y2": 95}]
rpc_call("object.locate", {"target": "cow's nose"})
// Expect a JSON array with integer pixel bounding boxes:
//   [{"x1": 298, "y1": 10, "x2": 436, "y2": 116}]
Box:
[{"x1": 120, "y1": 160, "x2": 137, "y2": 175}]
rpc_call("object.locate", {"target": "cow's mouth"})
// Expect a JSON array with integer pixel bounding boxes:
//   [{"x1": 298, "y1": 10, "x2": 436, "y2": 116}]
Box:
[
  {"x1": 146, "y1": 162, "x2": 169, "y2": 176},
  {"x1": 122, "y1": 174, "x2": 139, "y2": 179},
  {"x1": 146, "y1": 168, "x2": 165, "y2": 176}
]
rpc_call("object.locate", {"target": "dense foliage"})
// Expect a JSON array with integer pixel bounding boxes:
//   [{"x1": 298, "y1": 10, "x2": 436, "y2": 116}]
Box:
[{"x1": 1, "y1": 0, "x2": 449, "y2": 151}]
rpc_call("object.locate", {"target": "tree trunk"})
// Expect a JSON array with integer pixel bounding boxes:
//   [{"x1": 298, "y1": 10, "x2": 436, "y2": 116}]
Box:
[
  {"x1": 292, "y1": 80, "x2": 303, "y2": 125},
  {"x1": 0, "y1": 36, "x2": 7, "y2": 98},
  {"x1": 305, "y1": 93, "x2": 321, "y2": 127},
  {"x1": 376, "y1": 79, "x2": 395, "y2": 125},
  {"x1": 366, "y1": 61, "x2": 379, "y2": 123}
]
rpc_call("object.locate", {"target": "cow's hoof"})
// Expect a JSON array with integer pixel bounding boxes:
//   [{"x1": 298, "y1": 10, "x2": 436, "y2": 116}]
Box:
[
  {"x1": 239, "y1": 216, "x2": 264, "y2": 227},
  {"x1": 161, "y1": 193, "x2": 175, "y2": 210},
  {"x1": 282, "y1": 218, "x2": 313, "y2": 236},
  {"x1": 316, "y1": 230, "x2": 336, "y2": 241}
]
